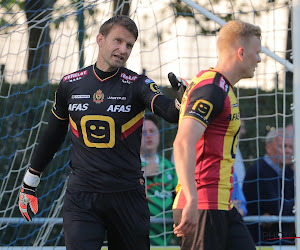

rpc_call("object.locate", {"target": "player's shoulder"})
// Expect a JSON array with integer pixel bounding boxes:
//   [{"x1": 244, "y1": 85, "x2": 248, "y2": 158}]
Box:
[
  {"x1": 61, "y1": 65, "x2": 93, "y2": 83},
  {"x1": 120, "y1": 67, "x2": 154, "y2": 85},
  {"x1": 193, "y1": 69, "x2": 231, "y2": 93}
]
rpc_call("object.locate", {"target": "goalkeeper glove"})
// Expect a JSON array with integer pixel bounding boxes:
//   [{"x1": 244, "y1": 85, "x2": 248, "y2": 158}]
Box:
[
  {"x1": 168, "y1": 72, "x2": 188, "y2": 110},
  {"x1": 19, "y1": 168, "x2": 41, "y2": 221}
]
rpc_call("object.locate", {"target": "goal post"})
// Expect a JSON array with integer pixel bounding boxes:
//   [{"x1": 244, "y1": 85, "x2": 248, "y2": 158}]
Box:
[
  {"x1": 0, "y1": 0, "x2": 297, "y2": 248},
  {"x1": 293, "y1": 0, "x2": 300, "y2": 248}
]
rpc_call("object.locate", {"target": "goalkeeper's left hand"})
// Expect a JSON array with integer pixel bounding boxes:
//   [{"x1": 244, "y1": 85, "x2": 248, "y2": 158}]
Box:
[
  {"x1": 19, "y1": 168, "x2": 41, "y2": 221},
  {"x1": 168, "y1": 72, "x2": 188, "y2": 110}
]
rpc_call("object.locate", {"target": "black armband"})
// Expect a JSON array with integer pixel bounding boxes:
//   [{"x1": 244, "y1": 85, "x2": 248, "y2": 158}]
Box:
[
  {"x1": 152, "y1": 95, "x2": 179, "y2": 123},
  {"x1": 30, "y1": 112, "x2": 69, "y2": 172}
]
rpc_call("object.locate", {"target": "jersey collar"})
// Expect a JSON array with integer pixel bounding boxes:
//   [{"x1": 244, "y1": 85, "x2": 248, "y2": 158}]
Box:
[{"x1": 93, "y1": 63, "x2": 119, "y2": 82}]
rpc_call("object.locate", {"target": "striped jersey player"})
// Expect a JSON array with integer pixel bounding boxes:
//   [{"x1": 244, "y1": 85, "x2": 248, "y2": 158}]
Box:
[
  {"x1": 172, "y1": 20, "x2": 261, "y2": 250},
  {"x1": 173, "y1": 69, "x2": 240, "y2": 211}
]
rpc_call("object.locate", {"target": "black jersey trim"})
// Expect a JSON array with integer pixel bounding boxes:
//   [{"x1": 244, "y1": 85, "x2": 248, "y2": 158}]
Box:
[
  {"x1": 93, "y1": 64, "x2": 119, "y2": 82},
  {"x1": 182, "y1": 116, "x2": 208, "y2": 128}
]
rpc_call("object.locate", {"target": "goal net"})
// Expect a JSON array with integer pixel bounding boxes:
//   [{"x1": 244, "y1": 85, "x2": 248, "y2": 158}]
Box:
[{"x1": 0, "y1": 0, "x2": 295, "y2": 248}]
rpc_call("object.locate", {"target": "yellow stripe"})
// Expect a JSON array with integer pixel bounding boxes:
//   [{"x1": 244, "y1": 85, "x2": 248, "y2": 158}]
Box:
[
  {"x1": 218, "y1": 88, "x2": 240, "y2": 209},
  {"x1": 151, "y1": 94, "x2": 162, "y2": 113},
  {"x1": 121, "y1": 111, "x2": 145, "y2": 133},
  {"x1": 51, "y1": 109, "x2": 68, "y2": 120},
  {"x1": 51, "y1": 92, "x2": 67, "y2": 120},
  {"x1": 172, "y1": 187, "x2": 182, "y2": 209},
  {"x1": 93, "y1": 65, "x2": 119, "y2": 81},
  {"x1": 69, "y1": 115, "x2": 77, "y2": 130}
]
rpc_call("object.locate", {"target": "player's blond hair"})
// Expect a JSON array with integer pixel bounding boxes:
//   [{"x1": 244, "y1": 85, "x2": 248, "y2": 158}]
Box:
[{"x1": 217, "y1": 20, "x2": 261, "y2": 53}]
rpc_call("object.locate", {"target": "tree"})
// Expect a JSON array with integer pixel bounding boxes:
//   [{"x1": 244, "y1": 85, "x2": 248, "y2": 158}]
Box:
[{"x1": 25, "y1": 0, "x2": 55, "y2": 84}]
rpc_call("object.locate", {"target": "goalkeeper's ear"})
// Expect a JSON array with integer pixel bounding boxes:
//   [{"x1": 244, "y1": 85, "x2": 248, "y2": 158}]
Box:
[{"x1": 168, "y1": 72, "x2": 188, "y2": 109}]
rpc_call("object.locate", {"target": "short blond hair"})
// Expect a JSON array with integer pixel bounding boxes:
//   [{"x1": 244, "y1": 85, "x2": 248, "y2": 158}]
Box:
[{"x1": 217, "y1": 20, "x2": 261, "y2": 53}]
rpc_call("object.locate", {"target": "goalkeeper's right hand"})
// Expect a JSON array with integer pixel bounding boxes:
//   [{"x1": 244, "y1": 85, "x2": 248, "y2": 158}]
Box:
[
  {"x1": 19, "y1": 168, "x2": 41, "y2": 221},
  {"x1": 168, "y1": 72, "x2": 188, "y2": 110}
]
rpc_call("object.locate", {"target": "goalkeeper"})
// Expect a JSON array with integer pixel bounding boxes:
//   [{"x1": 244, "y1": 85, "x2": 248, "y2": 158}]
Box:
[{"x1": 18, "y1": 15, "x2": 185, "y2": 250}]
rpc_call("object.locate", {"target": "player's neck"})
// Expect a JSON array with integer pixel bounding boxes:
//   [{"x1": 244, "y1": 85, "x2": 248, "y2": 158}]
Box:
[{"x1": 94, "y1": 63, "x2": 119, "y2": 79}]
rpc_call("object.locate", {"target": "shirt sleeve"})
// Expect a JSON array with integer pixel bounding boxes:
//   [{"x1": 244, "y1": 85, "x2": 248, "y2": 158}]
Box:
[
  {"x1": 135, "y1": 76, "x2": 162, "y2": 112},
  {"x1": 183, "y1": 83, "x2": 226, "y2": 127},
  {"x1": 52, "y1": 80, "x2": 69, "y2": 120}
]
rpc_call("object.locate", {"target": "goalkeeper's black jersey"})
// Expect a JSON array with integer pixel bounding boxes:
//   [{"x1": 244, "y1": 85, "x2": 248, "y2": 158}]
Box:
[{"x1": 52, "y1": 64, "x2": 162, "y2": 192}]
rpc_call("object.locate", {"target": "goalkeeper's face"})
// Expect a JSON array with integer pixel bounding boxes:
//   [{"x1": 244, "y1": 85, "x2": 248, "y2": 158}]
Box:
[{"x1": 96, "y1": 25, "x2": 136, "y2": 71}]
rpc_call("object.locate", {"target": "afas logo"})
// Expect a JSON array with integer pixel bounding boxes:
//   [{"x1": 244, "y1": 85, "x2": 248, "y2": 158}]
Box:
[
  {"x1": 107, "y1": 105, "x2": 131, "y2": 112},
  {"x1": 68, "y1": 103, "x2": 89, "y2": 111}
]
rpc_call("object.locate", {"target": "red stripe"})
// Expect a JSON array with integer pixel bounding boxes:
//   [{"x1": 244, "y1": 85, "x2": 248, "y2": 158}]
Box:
[
  {"x1": 69, "y1": 121, "x2": 79, "y2": 138},
  {"x1": 121, "y1": 117, "x2": 144, "y2": 139}
]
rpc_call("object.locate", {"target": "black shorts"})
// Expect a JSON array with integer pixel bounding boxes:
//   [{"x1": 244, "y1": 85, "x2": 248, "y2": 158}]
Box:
[
  {"x1": 173, "y1": 207, "x2": 255, "y2": 250},
  {"x1": 63, "y1": 186, "x2": 150, "y2": 250}
]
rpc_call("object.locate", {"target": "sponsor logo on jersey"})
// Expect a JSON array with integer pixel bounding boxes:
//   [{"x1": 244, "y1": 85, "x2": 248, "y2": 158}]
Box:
[
  {"x1": 219, "y1": 77, "x2": 229, "y2": 92},
  {"x1": 107, "y1": 104, "x2": 131, "y2": 112},
  {"x1": 150, "y1": 82, "x2": 161, "y2": 93},
  {"x1": 107, "y1": 96, "x2": 126, "y2": 101},
  {"x1": 120, "y1": 72, "x2": 137, "y2": 84},
  {"x1": 81, "y1": 116, "x2": 115, "y2": 148},
  {"x1": 145, "y1": 78, "x2": 154, "y2": 84},
  {"x1": 93, "y1": 89, "x2": 104, "y2": 104},
  {"x1": 71, "y1": 95, "x2": 90, "y2": 99},
  {"x1": 68, "y1": 103, "x2": 89, "y2": 111},
  {"x1": 63, "y1": 70, "x2": 87, "y2": 82},
  {"x1": 226, "y1": 112, "x2": 240, "y2": 121},
  {"x1": 191, "y1": 99, "x2": 213, "y2": 121}
]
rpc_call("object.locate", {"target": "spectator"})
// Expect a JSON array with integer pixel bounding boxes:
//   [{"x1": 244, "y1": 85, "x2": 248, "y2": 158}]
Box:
[
  {"x1": 286, "y1": 123, "x2": 294, "y2": 136},
  {"x1": 141, "y1": 114, "x2": 178, "y2": 246},
  {"x1": 243, "y1": 128, "x2": 294, "y2": 245}
]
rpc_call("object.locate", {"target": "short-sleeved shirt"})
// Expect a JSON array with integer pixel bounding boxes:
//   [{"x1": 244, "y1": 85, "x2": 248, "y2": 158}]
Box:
[
  {"x1": 173, "y1": 69, "x2": 241, "y2": 210},
  {"x1": 52, "y1": 64, "x2": 162, "y2": 192}
]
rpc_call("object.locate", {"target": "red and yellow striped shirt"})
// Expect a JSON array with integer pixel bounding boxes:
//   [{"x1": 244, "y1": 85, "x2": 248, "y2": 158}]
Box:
[{"x1": 173, "y1": 69, "x2": 241, "y2": 210}]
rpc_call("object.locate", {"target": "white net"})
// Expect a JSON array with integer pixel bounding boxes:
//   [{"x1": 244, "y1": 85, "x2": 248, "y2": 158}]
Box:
[{"x1": 0, "y1": 0, "x2": 294, "y2": 248}]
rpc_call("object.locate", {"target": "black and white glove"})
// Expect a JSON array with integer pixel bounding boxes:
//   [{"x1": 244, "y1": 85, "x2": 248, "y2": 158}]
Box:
[
  {"x1": 19, "y1": 168, "x2": 41, "y2": 221},
  {"x1": 168, "y1": 72, "x2": 188, "y2": 110}
]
